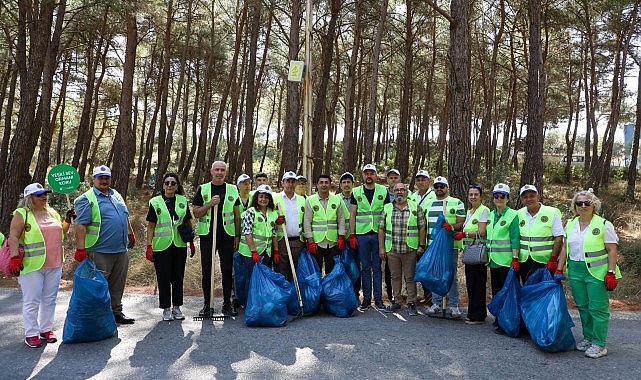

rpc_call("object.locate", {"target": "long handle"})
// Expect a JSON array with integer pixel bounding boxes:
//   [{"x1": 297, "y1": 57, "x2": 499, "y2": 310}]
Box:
[
  {"x1": 278, "y1": 206, "x2": 303, "y2": 310},
  {"x1": 210, "y1": 204, "x2": 218, "y2": 308}
]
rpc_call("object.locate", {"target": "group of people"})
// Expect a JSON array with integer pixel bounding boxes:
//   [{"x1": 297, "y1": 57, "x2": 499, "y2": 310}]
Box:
[{"x1": 3, "y1": 161, "x2": 622, "y2": 359}]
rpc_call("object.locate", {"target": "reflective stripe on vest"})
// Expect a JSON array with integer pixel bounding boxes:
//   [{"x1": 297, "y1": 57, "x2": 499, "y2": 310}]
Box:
[
  {"x1": 150, "y1": 195, "x2": 188, "y2": 251},
  {"x1": 238, "y1": 208, "x2": 277, "y2": 257},
  {"x1": 518, "y1": 205, "x2": 560, "y2": 263},
  {"x1": 353, "y1": 184, "x2": 387, "y2": 234},
  {"x1": 383, "y1": 201, "x2": 419, "y2": 252},
  {"x1": 196, "y1": 182, "x2": 239, "y2": 236},
  {"x1": 565, "y1": 216, "x2": 621, "y2": 280},
  {"x1": 307, "y1": 194, "x2": 341, "y2": 243},
  {"x1": 486, "y1": 208, "x2": 518, "y2": 267}
]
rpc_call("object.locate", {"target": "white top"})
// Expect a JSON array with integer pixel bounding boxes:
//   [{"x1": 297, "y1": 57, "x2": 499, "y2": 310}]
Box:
[
  {"x1": 282, "y1": 192, "x2": 301, "y2": 238},
  {"x1": 567, "y1": 219, "x2": 618, "y2": 262}
]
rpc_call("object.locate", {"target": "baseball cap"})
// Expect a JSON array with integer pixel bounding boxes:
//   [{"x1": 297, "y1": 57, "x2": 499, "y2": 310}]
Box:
[
  {"x1": 93, "y1": 165, "x2": 112, "y2": 177},
  {"x1": 362, "y1": 164, "x2": 377, "y2": 172},
  {"x1": 340, "y1": 172, "x2": 354, "y2": 182},
  {"x1": 296, "y1": 175, "x2": 307, "y2": 182},
  {"x1": 387, "y1": 169, "x2": 400, "y2": 176},
  {"x1": 519, "y1": 184, "x2": 538, "y2": 196},
  {"x1": 434, "y1": 176, "x2": 448, "y2": 187},
  {"x1": 415, "y1": 170, "x2": 430, "y2": 178},
  {"x1": 23, "y1": 183, "x2": 52, "y2": 197},
  {"x1": 282, "y1": 171, "x2": 297, "y2": 180},
  {"x1": 236, "y1": 173, "x2": 251, "y2": 185},
  {"x1": 256, "y1": 184, "x2": 273, "y2": 195},
  {"x1": 492, "y1": 183, "x2": 510, "y2": 195}
]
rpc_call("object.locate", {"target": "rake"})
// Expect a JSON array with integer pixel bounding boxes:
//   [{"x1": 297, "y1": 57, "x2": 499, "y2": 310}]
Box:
[{"x1": 279, "y1": 209, "x2": 304, "y2": 320}]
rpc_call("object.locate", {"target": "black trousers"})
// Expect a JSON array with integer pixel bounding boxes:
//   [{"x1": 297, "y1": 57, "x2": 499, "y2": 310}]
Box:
[
  {"x1": 384, "y1": 260, "x2": 393, "y2": 301},
  {"x1": 464, "y1": 263, "x2": 488, "y2": 321},
  {"x1": 490, "y1": 266, "x2": 510, "y2": 297},
  {"x1": 313, "y1": 245, "x2": 340, "y2": 276},
  {"x1": 200, "y1": 234, "x2": 234, "y2": 305},
  {"x1": 518, "y1": 257, "x2": 546, "y2": 284},
  {"x1": 153, "y1": 243, "x2": 187, "y2": 309}
]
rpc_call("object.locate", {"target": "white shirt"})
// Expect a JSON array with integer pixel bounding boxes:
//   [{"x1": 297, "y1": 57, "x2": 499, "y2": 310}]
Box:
[
  {"x1": 282, "y1": 192, "x2": 301, "y2": 238},
  {"x1": 567, "y1": 219, "x2": 618, "y2": 262}
]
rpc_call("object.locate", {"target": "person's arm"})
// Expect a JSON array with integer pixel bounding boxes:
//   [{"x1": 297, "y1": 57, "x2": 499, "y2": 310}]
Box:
[
  {"x1": 192, "y1": 187, "x2": 220, "y2": 218},
  {"x1": 233, "y1": 204, "x2": 241, "y2": 250},
  {"x1": 349, "y1": 204, "x2": 357, "y2": 236},
  {"x1": 605, "y1": 243, "x2": 618, "y2": 272},
  {"x1": 146, "y1": 222, "x2": 156, "y2": 246},
  {"x1": 509, "y1": 216, "x2": 520, "y2": 258},
  {"x1": 454, "y1": 215, "x2": 465, "y2": 231},
  {"x1": 8, "y1": 212, "x2": 25, "y2": 257},
  {"x1": 75, "y1": 224, "x2": 87, "y2": 250},
  {"x1": 557, "y1": 239, "x2": 568, "y2": 272},
  {"x1": 336, "y1": 200, "x2": 345, "y2": 236},
  {"x1": 303, "y1": 199, "x2": 313, "y2": 241}
]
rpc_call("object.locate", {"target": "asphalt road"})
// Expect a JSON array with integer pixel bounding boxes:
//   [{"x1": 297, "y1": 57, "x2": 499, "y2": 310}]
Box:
[{"x1": 1, "y1": 287, "x2": 640, "y2": 379}]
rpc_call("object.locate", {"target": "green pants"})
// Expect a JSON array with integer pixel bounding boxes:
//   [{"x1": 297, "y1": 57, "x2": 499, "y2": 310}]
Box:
[{"x1": 568, "y1": 260, "x2": 610, "y2": 346}]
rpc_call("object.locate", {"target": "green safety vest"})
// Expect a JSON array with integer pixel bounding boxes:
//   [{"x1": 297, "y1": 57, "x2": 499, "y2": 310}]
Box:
[
  {"x1": 340, "y1": 195, "x2": 351, "y2": 234},
  {"x1": 383, "y1": 201, "x2": 420, "y2": 252},
  {"x1": 0, "y1": 232, "x2": 5, "y2": 247},
  {"x1": 565, "y1": 216, "x2": 622, "y2": 280},
  {"x1": 273, "y1": 192, "x2": 305, "y2": 241},
  {"x1": 149, "y1": 195, "x2": 188, "y2": 251},
  {"x1": 409, "y1": 190, "x2": 436, "y2": 206},
  {"x1": 518, "y1": 205, "x2": 561, "y2": 263},
  {"x1": 462, "y1": 204, "x2": 490, "y2": 245},
  {"x1": 486, "y1": 207, "x2": 518, "y2": 267},
  {"x1": 352, "y1": 184, "x2": 387, "y2": 234},
  {"x1": 75, "y1": 188, "x2": 125, "y2": 248},
  {"x1": 307, "y1": 194, "x2": 341, "y2": 243},
  {"x1": 424, "y1": 197, "x2": 464, "y2": 249},
  {"x1": 238, "y1": 207, "x2": 277, "y2": 257},
  {"x1": 196, "y1": 182, "x2": 239, "y2": 237},
  {"x1": 13, "y1": 207, "x2": 63, "y2": 275}
]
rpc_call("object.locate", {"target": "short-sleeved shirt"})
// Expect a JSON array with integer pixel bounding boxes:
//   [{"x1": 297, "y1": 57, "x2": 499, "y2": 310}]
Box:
[
  {"x1": 192, "y1": 182, "x2": 240, "y2": 237},
  {"x1": 75, "y1": 187, "x2": 129, "y2": 253},
  {"x1": 146, "y1": 195, "x2": 193, "y2": 224}
]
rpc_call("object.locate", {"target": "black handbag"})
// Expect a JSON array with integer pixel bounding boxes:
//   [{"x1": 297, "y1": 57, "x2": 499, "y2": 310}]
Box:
[
  {"x1": 177, "y1": 221, "x2": 195, "y2": 243},
  {"x1": 461, "y1": 237, "x2": 487, "y2": 265}
]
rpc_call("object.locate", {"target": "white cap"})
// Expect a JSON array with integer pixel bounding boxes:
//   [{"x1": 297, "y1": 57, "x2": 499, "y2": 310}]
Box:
[
  {"x1": 519, "y1": 184, "x2": 538, "y2": 196},
  {"x1": 236, "y1": 173, "x2": 251, "y2": 185},
  {"x1": 23, "y1": 183, "x2": 52, "y2": 197},
  {"x1": 434, "y1": 176, "x2": 448, "y2": 186},
  {"x1": 93, "y1": 165, "x2": 112, "y2": 177},
  {"x1": 282, "y1": 171, "x2": 297, "y2": 180},
  {"x1": 415, "y1": 170, "x2": 430, "y2": 178},
  {"x1": 387, "y1": 168, "x2": 400, "y2": 176},
  {"x1": 492, "y1": 183, "x2": 510, "y2": 195},
  {"x1": 340, "y1": 172, "x2": 354, "y2": 182},
  {"x1": 362, "y1": 164, "x2": 377, "y2": 172},
  {"x1": 296, "y1": 175, "x2": 307, "y2": 182},
  {"x1": 256, "y1": 184, "x2": 273, "y2": 195}
]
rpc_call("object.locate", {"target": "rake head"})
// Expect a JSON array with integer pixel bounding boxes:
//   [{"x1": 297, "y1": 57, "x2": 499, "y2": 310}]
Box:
[{"x1": 193, "y1": 314, "x2": 233, "y2": 321}]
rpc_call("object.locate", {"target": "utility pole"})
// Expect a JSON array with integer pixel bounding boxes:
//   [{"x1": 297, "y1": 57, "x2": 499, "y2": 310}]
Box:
[{"x1": 302, "y1": 0, "x2": 313, "y2": 194}]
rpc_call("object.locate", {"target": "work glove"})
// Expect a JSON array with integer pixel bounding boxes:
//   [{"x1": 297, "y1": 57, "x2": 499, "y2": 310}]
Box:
[
  {"x1": 74, "y1": 248, "x2": 87, "y2": 262},
  {"x1": 251, "y1": 250, "x2": 261, "y2": 263},
  {"x1": 145, "y1": 245, "x2": 154, "y2": 262},
  {"x1": 604, "y1": 272, "x2": 618, "y2": 291},
  {"x1": 553, "y1": 269, "x2": 565, "y2": 281},
  {"x1": 275, "y1": 215, "x2": 285, "y2": 225},
  {"x1": 189, "y1": 241, "x2": 196, "y2": 257},
  {"x1": 65, "y1": 209, "x2": 77, "y2": 223},
  {"x1": 307, "y1": 241, "x2": 318, "y2": 255},
  {"x1": 127, "y1": 234, "x2": 136, "y2": 249},
  {"x1": 9, "y1": 256, "x2": 23, "y2": 276},
  {"x1": 273, "y1": 250, "x2": 281, "y2": 265},
  {"x1": 453, "y1": 232, "x2": 465, "y2": 241},
  {"x1": 511, "y1": 257, "x2": 520, "y2": 272},
  {"x1": 348, "y1": 234, "x2": 358, "y2": 250},
  {"x1": 442, "y1": 222, "x2": 453, "y2": 231},
  {"x1": 547, "y1": 255, "x2": 558, "y2": 273},
  {"x1": 337, "y1": 235, "x2": 345, "y2": 250}
]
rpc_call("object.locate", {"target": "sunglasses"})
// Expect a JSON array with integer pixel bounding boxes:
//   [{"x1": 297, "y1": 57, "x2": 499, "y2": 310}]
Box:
[
  {"x1": 164, "y1": 181, "x2": 177, "y2": 186},
  {"x1": 493, "y1": 193, "x2": 506, "y2": 199},
  {"x1": 434, "y1": 184, "x2": 446, "y2": 189},
  {"x1": 575, "y1": 201, "x2": 592, "y2": 207},
  {"x1": 34, "y1": 193, "x2": 48, "y2": 197}
]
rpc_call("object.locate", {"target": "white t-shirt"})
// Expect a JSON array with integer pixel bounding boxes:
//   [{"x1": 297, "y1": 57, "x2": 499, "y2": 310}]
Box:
[{"x1": 566, "y1": 219, "x2": 618, "y2": 261}]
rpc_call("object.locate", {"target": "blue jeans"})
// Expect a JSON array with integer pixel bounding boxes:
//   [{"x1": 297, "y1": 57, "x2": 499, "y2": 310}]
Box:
[
  {"x1": 432, "y1": 249, "x2": 460, "y2": 307},
  {"x1": 357, "y1": 233, "x2": 382, "y2": 301}
]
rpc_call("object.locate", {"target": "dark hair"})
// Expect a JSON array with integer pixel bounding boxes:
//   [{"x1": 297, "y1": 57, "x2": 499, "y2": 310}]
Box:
[
  {"x1": 162, "y1": 173, "x2": 185, "y2": 195},
  {"x1": 250, "y1": 191, "x2": 275, "y2": 210},
  {"x1": 255, "y1": 172, "x2": 268, "y2": 179},
  {"x1": 316, "y1": 174, "x2": 332, "y2": 183},
  {"x1": 468, "y1": 183, "x2": 483, "y2": 196}
]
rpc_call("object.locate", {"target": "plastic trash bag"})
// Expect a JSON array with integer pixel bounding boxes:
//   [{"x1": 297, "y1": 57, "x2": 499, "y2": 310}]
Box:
[
  {"x1": 340, "y1": 247, "x2": 360, "y2": 284},
  {"x1": 413, "y1": 215, "x2": 454, "y2": 296},
  {"x1": 63, "y1": 259, "x2": 117, "y2": 343},
  {"x1": 233, "y1": 252, "x2": 248, "y2": 306},
  {"x1": 488, "y1": 268, "x2": 522, "y2": 337},
  {"x1": 320, "y1": 260, "x2": 359, "y2": 318},
  {"x1": 245, "y1": 262, "x2": 292, "y2": 327},
  {"x1": 520, "y1": 268, "x2": 576, "y2": 352},
  {"x1": 287, "y1": 249, "x2": 322, "y2": 315}
]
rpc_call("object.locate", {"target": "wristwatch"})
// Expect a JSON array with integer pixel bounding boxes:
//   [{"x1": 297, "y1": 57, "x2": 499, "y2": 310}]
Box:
[{"x1": 607, "y1": 269, "x2": 615, "y2": 274}]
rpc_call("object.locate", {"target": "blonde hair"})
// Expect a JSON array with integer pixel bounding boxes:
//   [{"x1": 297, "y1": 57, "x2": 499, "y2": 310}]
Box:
[
  {"x1": 571, "y1": 188, "x2": 601, "y2": 215},
  {"x1": 17, "y1": 195, "x2": 35, "y2": 210}
]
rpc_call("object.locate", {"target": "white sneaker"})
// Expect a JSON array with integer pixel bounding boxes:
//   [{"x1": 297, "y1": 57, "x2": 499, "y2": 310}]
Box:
[
  {"x1": 426, "y1": 304, "x2": 441, "y2": 314},
  {"x1": 585, "y1": 344, "x2": 608, "y2": 358},
  {"x1": 172, "y1": 306, "x2": 185, "y2": 320},
  {"x1": 575, "y1": 339, "x2": 591, "y2": 352},
  {"x1": 163, "y1": 308, "x2": 174, "y2": 321},
  {"x1": 449, "y1": 306, "x2": 462, "y2": 318}
]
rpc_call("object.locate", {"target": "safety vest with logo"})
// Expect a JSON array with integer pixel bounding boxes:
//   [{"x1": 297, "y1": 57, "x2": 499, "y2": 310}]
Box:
[
  {"x1": 273, "y1": 192, "x2": 305, "y2": 241},
  {"x1": 424, "y1": 197, "x2": 464, "y2": 249},
  {"x1": 238, "y1": 207, "x2": 277, "y2": 257},
  {"x1": 486, "y1": 207, "x2": 518, "y2": 267},
  {"x1": 149, "y1": 195, "x2": 188, "y2": 251},
  {"x1": 75, "y1": 188, "x2": 125, "y2": 248},
  {"x1": 383, "y1": 201, "x2": 420, "y2": 252},
  {"x1": 353, "y1": 184, "x2": 387, "y2": 234},
  {"x1": 565, "y1": 216, "x2": 622, "y2": 280},
  {"x1": 13, "y1": 207, "x2": 63, "y2": 275},
  {"x1": 197, "y1": 182, "x2": 239, "y2": 237},
  {"x1": 307, "y1": 194, "x2": 341, "y2": 243},
  {"x1": 462, "y1": 204, "x2": 490, "y2": 245},
  {"x1": 518, "y1": 205, "x2": 561, "y2": 263}
]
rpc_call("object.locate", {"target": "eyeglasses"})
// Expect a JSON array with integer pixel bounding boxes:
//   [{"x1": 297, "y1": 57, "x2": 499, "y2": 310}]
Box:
[
  {"x1": 575, "y1": 201, "x2": 592, "y2": 207},
  {"x1": 493, "y1": 194, "x2": 506, "y2": 199},
  {"x1": 434, "y1": 184, "x2": 446, "y2": 189},
  {"x1": 164, "y1": 181, "x2": 177, "y2": 186}
]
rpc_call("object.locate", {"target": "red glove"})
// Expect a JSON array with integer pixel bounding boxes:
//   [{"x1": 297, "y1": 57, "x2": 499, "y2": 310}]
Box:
[
  {"x1": 251, "y1": 250, "x2": 261, "y2": 263},
  {"x1": 64, "y1": 209, "x2": 77, "y2": 224},
  {"x1": 547, "y1": 255, "x2": 558, "y2": 272},
  {"x1": 337, "y1": 235, "x2": 345, "y2": 250},
  {"x1": 442, "y1": 222, "x2": 453, "y2": 231},
  {"x1": 555, "y1": 269, "x2": 564, "y2": 275},
  {"x1": 74, "y1": 248, "x2": 87, "y2": 262},
  {"x1": 511, "y1": 257, "x2": 520, "y2": 271},
  {"x1": 273, "y1": 250, "x2": 281, "y2": 265},
  {"x1": 275, "y1": 215, "x2": 285, "y2": 225},
  {"x1": 127, "y1": 233, "x2": 136, "y2": 249},
  {"x1": 9, "y1": 256, "x2": 23, "y2": 276},
  {"x1": 604, "y1": 272, "x2": 618, "y2": 291},
  {"x1": 453, "y1": 232, "x2": 465, "y2": 241},
  {"x1": 307, "y1": 241, "x2": 318, "y2": 255},
  {"x1": 189, "y1": 241, "x2": 196, "y2": 257},
  {"x1": 348, "y1": 234, "x2": 358, "y2": 249},
  {"x1": 145, "y1": 245, "x2": 154, "y2": 262}
]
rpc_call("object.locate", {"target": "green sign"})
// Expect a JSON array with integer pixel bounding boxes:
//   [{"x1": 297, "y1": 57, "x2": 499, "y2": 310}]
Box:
[{"x1": 47, "y1": 164, "x2": 80, "y2": 194}]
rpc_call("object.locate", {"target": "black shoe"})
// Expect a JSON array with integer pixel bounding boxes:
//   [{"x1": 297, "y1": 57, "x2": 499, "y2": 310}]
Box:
[
  {"x1": 232, "y1": 298, "x2": 241, "y2": 309},
  {"x1": 358, "y1": 299, "x2": 371, "y2": 311},
  {"x1": 374, "y1": 299, "x2": 386, "y2": 311},
  {"x1": 198, "y1": 304, "x2": 212, "y2": 317},
  {"x1": 222, "y1": 302, "x2": 238, "y2": 317},
  {"x1": 114, "y1": 313, "x2": 135, "y2": 324},
  {"x1": 383, "y1": 303, "x2": 401, "y2": 313}
]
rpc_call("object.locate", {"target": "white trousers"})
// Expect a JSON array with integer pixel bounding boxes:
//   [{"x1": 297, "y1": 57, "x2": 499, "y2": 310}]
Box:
[{"x1": 17, "y1": 267, "x2": 62, "y2": 337}]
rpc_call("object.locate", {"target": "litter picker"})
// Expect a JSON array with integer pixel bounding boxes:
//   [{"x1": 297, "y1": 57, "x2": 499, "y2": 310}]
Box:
[{"x1": 279, "y1": 207, "x2": 304, "y2": 318}]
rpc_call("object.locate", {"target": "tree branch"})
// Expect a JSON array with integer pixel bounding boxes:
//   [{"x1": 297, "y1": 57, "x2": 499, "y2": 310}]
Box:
[{"x1": 424, "y1": 0, "x2": 455, "y2": 25}]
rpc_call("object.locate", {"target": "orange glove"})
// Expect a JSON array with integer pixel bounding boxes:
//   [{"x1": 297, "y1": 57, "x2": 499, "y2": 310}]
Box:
[
  {"x1": 74, "y1": 248, "x2": 87, "y2": 262},
  {"x1": 511, "y1": 257, "x2": 520, "y2": 272},
  {"x1": 337, "y1": 235, "x2": 345, "y2": 250},
  {"x1": 273, "y1": 250, "x2": 281, "y2": 265},
  {"x1": 145, "y1": 245, "x2": 154, "y2": 262},
  {"x1": 604, "y1": 272, "x2": 618, "y2": 291}
]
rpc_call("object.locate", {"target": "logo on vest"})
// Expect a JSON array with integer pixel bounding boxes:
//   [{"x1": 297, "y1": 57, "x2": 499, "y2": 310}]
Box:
[
  {"x1": 592, "y1": 228, "x2": 600, "y2": 236},
  {"x1": 257, "y1": 215, "x2": 264, "y2": 223},
  {"x1": 156, "y1": 208, "x2": 161, "y2": 215},
  {"x1": 331, "y1": 204, "x2": 337, "y2": 209},
  {"x1": 228, "y1": 196, "x2": 233, "y2": 202},
  {"x1": 541, "y1": 216, "x2": 549, "y2": 223},
  {"x1": 377, "y1": 195, "x2": 383, "y2": 200},
  {"x1": 472, "y1": 219, "x2": 478, "y2": 224},
  {"x1": 450, "y1": 208, "x2": 455, "y2": 214},
  {"x1": 178, "y1": 203, "x2": 185, "y2": 209},
  {"x1": 301, "y1": 206, "x2": 305, "y2": 213},
  {"x1": 25, "y1": 223, "x2": 31, "y2": 232},
  {"x1": 313, "y1": 205, "x2": 319, "y2": 212},
  {"x1": 500, "y1": 220, "x2": 506, "y2": 226},
  {"x1": 519, "y1": 220, "x2": 525, "y2": 227},
  {"x1": 357, "y1": 196, "x2": 363, "y2": 202},
  {"x1": 412, "y1": 210, "x2": 417, "y2": 216}
]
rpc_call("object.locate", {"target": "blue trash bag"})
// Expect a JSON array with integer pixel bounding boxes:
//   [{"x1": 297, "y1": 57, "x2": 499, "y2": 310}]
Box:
[
  {"x1": 320, "y1": 260, "x2": 359, "y2": 318},
  {"x1": 287, "y1": 249, "x2": 322, "y2": 315},
  {"x1": 245, "y1": 262, "x2": 292, "y2": 327},
  {"x1": 488, "y1": 268, "x2": 522, "y2": 337},
  {"x1": 340, "y1": 247, "x2": 360, "y2": 284},
  {"x1": 413, "y1": 214, "x2": 454, "y2": 296},
  {"x1": 233, "y1": 251, "x2": 248, "y2": 306},
  {"x1": 63, "y1": 259, "x2": 117, "y2": 343},
  {"x1": 520, "y1": 268, "x2": 576, "y2": 352}
]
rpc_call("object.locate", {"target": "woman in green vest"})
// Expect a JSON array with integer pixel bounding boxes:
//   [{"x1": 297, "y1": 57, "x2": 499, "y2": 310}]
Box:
[
  {"x1": 557, "y1": 189, "x2": 621, "y2": 359},
  {"x1": 7, "y1": 183, "x2": 72, "y2": 348},
  {"x1": 145, "y1": 173, "x2": 194, "y2": 321}
]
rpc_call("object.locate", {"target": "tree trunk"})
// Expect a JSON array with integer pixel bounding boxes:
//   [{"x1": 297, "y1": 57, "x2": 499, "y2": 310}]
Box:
[
  {"x1": 342, "y1": 0, "x2": 361, "y2": 174},
  {"x1": 626, "y1": 54, "x2": 641, "y2": 201},
  {"x1": 395, "y1": 0, "x2": 414, "y2": 178}
]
